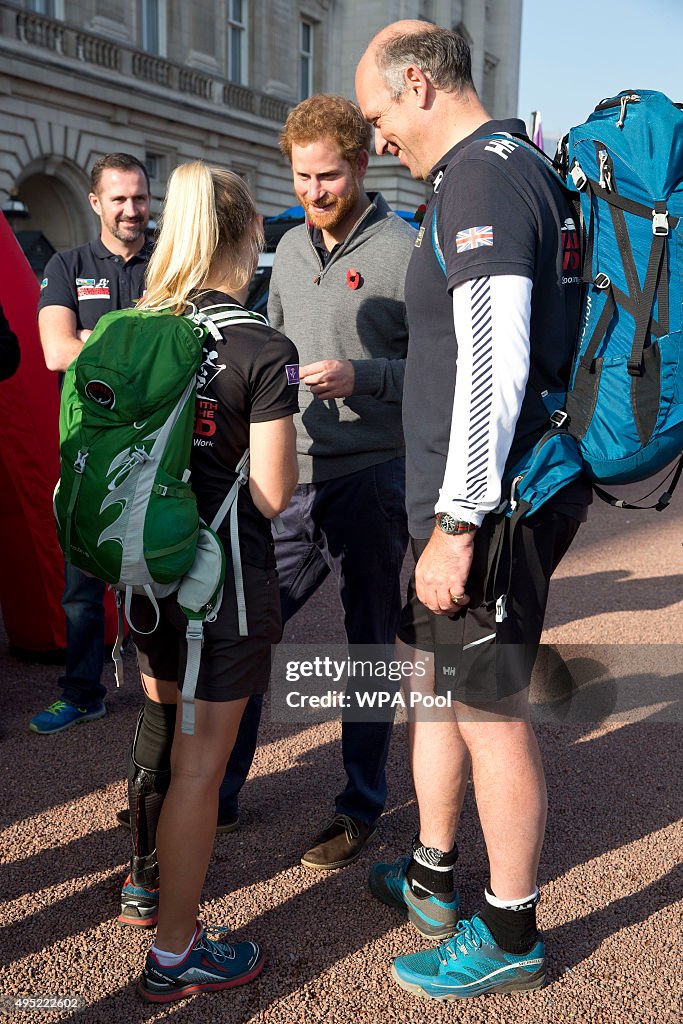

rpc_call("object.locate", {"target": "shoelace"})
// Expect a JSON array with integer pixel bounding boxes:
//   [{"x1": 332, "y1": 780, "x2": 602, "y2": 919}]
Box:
[
  {"x1": 46, "y1": 701, "x2": 70, "y2": 716},
  {"x1": 322, "y1": 813, "x2": 360, "y2": 843},
  {"x1": 199, "y1": 925, "x2": 237, "y2": 962},
  {"x1": 437, "y1": 919, "x2": 481, "y2": 965}
]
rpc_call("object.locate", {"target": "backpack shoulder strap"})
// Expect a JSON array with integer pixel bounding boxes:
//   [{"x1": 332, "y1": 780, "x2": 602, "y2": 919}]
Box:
[
  {"x1": 210, "y1": 448, "x2": 250, "y2": 637},
  {"x1": 200, "y1": 303, "x2": 269, "y2": 330}
]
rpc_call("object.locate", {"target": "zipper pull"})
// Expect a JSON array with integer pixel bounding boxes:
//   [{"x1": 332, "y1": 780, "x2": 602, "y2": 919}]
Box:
[
  {"x1": 313, "y1": 275, "x2": 321, "y2": 285},
  {"x1": 598, "y1": 150, "x2": 613, "y2": 191}
]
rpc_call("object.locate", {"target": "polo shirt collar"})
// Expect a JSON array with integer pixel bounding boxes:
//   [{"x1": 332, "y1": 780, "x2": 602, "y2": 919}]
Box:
[
  {"x1": 427, "y1": 118, "x2": 529, "y2": 191},
  {"x1": 90, "y1": 237, "x2": 152, "y2": 262}
]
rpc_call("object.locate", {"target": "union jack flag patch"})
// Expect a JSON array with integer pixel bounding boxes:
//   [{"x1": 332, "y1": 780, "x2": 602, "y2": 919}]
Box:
[{"x1": 456, "y1": 225, "x2": 494, "y2": 253}]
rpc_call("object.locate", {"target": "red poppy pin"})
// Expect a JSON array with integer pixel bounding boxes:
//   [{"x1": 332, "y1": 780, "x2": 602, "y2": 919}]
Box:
[{"x1": 346, "y1": 268, "x2": 362, "y2": 290}]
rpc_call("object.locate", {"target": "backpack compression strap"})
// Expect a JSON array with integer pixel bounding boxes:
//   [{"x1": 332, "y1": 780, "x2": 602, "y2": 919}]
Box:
[
  {"x1": 568, "y1": 150, "x2": 679, "y2": 376},
  {"x1": 178, "y1": 449, "x2": 251, "y2": 735}
]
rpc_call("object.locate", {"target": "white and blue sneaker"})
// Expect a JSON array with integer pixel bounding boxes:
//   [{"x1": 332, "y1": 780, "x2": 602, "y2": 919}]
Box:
[
  {"x1": 138, "y1": 921, "x2": 264, "y2": 1004},
  {"x1": 391, "y1": 912, "x2": 545, "y2": 999},
  {"x1": 368, "y1": 855, "x2": 460, "y2": 940}
]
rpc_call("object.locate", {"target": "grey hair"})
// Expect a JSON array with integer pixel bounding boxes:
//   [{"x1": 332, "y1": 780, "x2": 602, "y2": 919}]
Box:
[{"x1": 375, "y1": 28, "x2": 473, "y2": 101}]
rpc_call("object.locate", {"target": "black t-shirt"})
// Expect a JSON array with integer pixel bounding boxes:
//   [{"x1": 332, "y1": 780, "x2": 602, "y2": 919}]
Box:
[
  {"x1": 403, "y1": 119, "x2": 590, "y2": 536},
  {"x1": 191, "y1": 290, "x2": 299, "y2": 568},
  {"x1": 37, "y1": 238, "x2": 151, "y2": 329}
]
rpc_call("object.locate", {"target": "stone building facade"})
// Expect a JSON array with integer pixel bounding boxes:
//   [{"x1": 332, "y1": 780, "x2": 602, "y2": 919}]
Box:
[{"x1": 0, "y1": 0, "x2": 522, "y2": 252}]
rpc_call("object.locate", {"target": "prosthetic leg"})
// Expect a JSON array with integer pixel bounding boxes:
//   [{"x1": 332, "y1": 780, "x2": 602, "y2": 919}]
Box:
[{"x1": 118, "y1": 697, "x2": 176, "y2": 927}]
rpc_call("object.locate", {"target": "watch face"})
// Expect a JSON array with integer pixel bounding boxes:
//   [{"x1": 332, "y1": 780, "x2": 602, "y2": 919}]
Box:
[{"x1": 436, "y1": 512, "x2": 458, "y2": 534}]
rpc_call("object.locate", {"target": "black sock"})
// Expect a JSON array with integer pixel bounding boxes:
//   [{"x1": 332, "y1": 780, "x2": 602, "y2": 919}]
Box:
[
  {"x1": 405, "y1": 834, "x2": 458, "y2": 898},
  {"x1": 479, "y1": 886, "x2": 540, "y2": 954}
]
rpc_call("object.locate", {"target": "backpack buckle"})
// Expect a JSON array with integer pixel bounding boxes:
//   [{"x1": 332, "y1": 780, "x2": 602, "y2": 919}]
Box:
[
  {"x1": 594, "y1": 273, "x2": 611, "y2": 290},
  {"x1": 569, "y1": 161, "x2": 587, "y2": 190},
  {"x1": 74, "y1": 450, "x2": 89, "y2": 474},
  {"x1": 652, "y1": 210, "x2": 669, "y2": 236},
  {"x1": 550, "y1": 409, "x2": 569, "y2": 429}
]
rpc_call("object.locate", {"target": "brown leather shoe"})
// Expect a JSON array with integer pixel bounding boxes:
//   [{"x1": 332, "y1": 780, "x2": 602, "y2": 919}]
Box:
[{"x1": 301, "y1": 813, "x2": 377, "y2": 870}]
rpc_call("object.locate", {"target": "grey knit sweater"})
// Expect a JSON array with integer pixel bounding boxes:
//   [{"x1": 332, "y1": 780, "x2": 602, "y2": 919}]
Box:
[{"x1": 268, "y1": 193, "x2": 416, "y2": 483}]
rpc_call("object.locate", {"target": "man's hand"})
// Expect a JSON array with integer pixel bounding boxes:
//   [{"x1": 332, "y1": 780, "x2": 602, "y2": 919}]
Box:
[
  {"x1": 300, "y1": 359, "x2": 355, "y2": 399},
  {"x1": 415, "y1": 526, "x2": 475, "y2": 614}
]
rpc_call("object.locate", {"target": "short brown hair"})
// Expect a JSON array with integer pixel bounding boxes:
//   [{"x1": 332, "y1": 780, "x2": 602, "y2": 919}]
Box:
[
  {"x1": 279, "y1": 95, "x2": 372, "y2": 166},
  {"x1": 90, "y1": 153, "x2": 150, "y2": 195}
]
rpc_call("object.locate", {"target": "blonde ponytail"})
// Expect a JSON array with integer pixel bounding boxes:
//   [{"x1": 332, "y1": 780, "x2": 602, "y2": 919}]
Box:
[{"x1": 141, "y1": 162, "x2": 263, "y2": 313}]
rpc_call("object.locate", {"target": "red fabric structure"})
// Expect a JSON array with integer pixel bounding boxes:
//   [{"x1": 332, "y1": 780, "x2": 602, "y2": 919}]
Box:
[{"x1": 0, "y1": 215, "x2": 118, "y2": 652}]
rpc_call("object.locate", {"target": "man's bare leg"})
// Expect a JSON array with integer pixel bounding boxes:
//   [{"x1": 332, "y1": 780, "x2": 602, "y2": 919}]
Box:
[
  {"x1": 398, "y1": 637, "x2": 471, "y2": 852},
  {"x1": 456, "y1": 693, "x2": 547, "y2": 899}
]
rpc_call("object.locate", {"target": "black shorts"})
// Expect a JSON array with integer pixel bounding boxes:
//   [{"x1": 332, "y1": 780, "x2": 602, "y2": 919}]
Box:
[
  {"x1": 131, "y1": 565, "x2": 281, "y2": 702},
  {"x1": 398, "y1": 509, "x2": 580, "y2": 705}
]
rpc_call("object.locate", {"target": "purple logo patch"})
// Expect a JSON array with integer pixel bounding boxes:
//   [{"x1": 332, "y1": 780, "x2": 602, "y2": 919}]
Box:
[{"x1": 285, "y1": 364, "x2": 300, "y2": 385}]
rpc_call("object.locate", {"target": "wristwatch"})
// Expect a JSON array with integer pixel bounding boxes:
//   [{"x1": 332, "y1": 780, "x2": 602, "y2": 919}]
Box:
[{"x1": 435, "y1": 512, "x2": 478, "y2": 535}]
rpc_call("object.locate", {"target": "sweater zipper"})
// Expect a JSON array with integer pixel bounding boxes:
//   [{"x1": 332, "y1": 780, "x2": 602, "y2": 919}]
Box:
[{"x1": 309, "y1": 201, "x2": 377, "y2": 285}]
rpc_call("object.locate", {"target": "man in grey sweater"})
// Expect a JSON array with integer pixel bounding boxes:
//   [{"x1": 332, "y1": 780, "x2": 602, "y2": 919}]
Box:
[{"x1": 219, "y1": 94, "x2": 416, "y2": 869}]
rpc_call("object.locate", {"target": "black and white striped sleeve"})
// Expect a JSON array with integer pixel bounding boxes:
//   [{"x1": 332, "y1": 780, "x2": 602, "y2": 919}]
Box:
[{"x1": 434, "y1": 274, "x2": 532, "y2": 526}]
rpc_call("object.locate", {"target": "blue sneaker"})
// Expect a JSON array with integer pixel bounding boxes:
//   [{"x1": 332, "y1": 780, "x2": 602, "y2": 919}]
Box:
[
  {"x1": 369, "y1": 855, "x2": 460, "y2": 939},
  {"x1": 391, "y1": 913, "x2": 545, "y2": 999},
  {"x1": 29, "y1": 699, "x2": 106, "y2": 735},
  {"x1": 137, "y1": 921, "x2": 264, "y2": 1004}
]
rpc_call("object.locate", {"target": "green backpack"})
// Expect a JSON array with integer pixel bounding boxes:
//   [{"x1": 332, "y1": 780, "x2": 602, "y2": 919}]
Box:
[{"x1": 54, "y1": 302, "x2": 268, "y2": 733}]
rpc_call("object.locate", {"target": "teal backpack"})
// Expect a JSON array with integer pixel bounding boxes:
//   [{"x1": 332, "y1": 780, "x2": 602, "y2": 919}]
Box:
[{"x1": 54, "y1": 302, "x2": 268, "y2": 733}]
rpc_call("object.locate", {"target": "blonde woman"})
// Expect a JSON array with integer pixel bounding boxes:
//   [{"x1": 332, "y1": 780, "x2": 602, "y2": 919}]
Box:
[{"x1": 118, "y1": 162, "x2": 298, "y2": 1004}]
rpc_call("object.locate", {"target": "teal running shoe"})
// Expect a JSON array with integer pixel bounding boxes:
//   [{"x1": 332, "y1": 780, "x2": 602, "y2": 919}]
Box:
[
  {"x1": 137, "y1": 921, "x2": 264, "y2": 1004},
  {"x1": 118, "y1": 875, "x2": 160, "y2": 929},
  {"x1": 29, "y1": 700, "x2": 106, "y2": 735},
  {"x1": 368, "y1": 855, "x2": 460, "y2": 939},
  {"x1": 391, "y1": 913, "x2": 545, "y2": 999}
]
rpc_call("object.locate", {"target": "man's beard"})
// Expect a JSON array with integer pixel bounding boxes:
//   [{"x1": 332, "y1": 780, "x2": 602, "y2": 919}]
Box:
[
  {"x1": 301, "y1": 180, "x2": 360, "y2": 232},
  {"x1": 108, "y1": 217, "x2": 147, "y2": 243}
]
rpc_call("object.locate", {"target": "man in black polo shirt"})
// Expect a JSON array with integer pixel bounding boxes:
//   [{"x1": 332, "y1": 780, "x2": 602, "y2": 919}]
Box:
[
  {"x1": 356, "y1": 23, "x2": 589, "y2": 1000},
  {"x1": 29, "y1": 153, "x2": 151, "y2": 735}
]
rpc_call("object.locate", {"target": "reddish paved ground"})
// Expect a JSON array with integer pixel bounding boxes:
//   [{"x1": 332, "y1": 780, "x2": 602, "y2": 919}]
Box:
[{"x1": 0, "y1": 497, "x2": 681, "y2": 1023}]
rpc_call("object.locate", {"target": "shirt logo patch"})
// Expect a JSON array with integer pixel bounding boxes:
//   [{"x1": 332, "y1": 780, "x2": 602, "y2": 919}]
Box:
[
  {"x1": 561, "y1": 217, "x2": 581, "y2": 282},
  {"x1": 40, "y1": 277, "x2": 48, "y2": 290},
  {"x1": 456, "y1": 226, "x2": 494, "y2": 253},
  {"x1": 285, "y1": 364, "x2": 300, "y2": 385},
  {"x1": 196, "y1": 349, "x2": 226, "y2": 392},
  {"x1": 77, "y1": 277, "x2": 110, "y2": 300},
  {"x1": 415, "y1": 226, "x2": 426, "y2": 248}
]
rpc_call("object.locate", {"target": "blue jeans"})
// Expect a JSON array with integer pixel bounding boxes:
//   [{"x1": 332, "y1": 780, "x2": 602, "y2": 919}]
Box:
[
  {"x1": 219, "y1": 457, "x2": 408, "y2": 826},
  {"x1": 58, "y1": 563, "x2": 107, "y2": 707}
]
